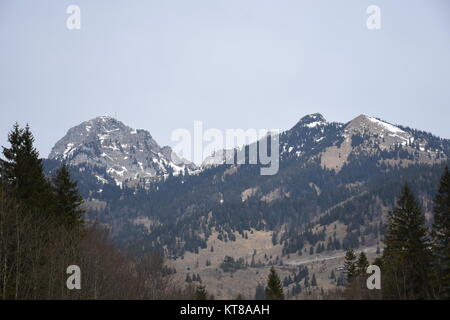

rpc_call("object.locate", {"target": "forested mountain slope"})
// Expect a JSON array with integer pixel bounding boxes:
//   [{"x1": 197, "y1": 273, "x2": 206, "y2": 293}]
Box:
[{"x1": 44, "y1": 114, "x2": 450, "y2": 259}]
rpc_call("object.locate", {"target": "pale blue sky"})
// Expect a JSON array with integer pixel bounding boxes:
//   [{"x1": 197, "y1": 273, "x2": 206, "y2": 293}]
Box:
[{"x1": 1, "y1": 0, "x2": 449, "y2": 157}]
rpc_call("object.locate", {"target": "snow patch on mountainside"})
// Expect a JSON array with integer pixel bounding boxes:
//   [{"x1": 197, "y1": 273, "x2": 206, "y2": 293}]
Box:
[{"x1": 366, "y1": 116, "x2": 405, "y2": 134}]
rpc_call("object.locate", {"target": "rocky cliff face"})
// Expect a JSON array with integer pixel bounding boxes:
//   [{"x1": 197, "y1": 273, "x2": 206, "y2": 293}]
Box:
[{"x1": 48, "y1": 116, "x2": 196, "y2": 187}]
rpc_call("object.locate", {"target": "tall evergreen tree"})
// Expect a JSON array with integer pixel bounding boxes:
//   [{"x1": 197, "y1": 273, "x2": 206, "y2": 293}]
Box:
[
  {"x1": 265, "y1": 267, "x2": 285, "y2": 300},
  {"x1": 382, "y1": 184, "x2": 430, "y2": 299},
  {"x1": 344, "y1": 248, "x2": 357, "y2": 282},
  {"x1": 431, "y1": 166, "x2": 450, "y2": 299},
  {"x1": 356, "y1": 252, "x2": 369, "y2": 276},
  {"x1": 330, "y1": 270, "x2": 336, "y2": 280},
  {"x1": 311, "y1": 274, "x2": 317, "y2": 286},
  {"x1": 254, "y1": 283, "x2": 265, "y2": 300},
  {"x1": 0, "y1": 123, "x2": 54, "y2": 213},
  {"x1": 53, "y1": 164, "x2": 85, "y2": 227}
]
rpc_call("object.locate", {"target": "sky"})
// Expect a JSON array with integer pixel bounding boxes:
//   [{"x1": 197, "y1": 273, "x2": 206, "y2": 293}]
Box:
[{"x1": 1, "y1": 0, "x2": 449, "y2": 159}]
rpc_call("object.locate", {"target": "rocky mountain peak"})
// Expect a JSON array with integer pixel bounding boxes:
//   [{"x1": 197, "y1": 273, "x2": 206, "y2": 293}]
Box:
[
  {"x1": 296, "y1": 113, "x2": 327, "y2": 128},
  {"x1": 344, "y1": 114, "x2": 412, "y2": 146},
  {"x1": 48, "y1": 116, "x2": 196, "y2": 188}
]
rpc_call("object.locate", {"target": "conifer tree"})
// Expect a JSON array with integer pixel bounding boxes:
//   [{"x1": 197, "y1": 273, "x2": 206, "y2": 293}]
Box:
[
  {"x1": 330, "y1": 270, "x2": 336, "y2": 280},
  {"x1": 52, "y1": 164, "x2": 84, "y2": 227},
  {"x1": 344, "y1": 248, "x2": 357, "y2": 282},
  {"x1": 255, "y1": 283, "x2": 265, "y2": 300},
  {"x1": 336, "y1": 273, "x2": 345, "y2": 287},
  {"x1": 265, "y1": 267, "x2": 285, "y2": 300},
  {"x1": 431, "y1": 166, "x2": 450, "y2": 299},
  {"x1": 0, "y1": 123, "x2": 54, "y2": 213},
  {"x1": 195, "y1": 285, "x2": 208, "y2": 300},
  {"x1": 311, "y1": 274, "x2": 317, "y2": 286},
  {"x1": 356, "y1": 252, "x2": 369, "y2": 276},
  {"x1": 381, "y1": 184, "x2": 430, "y2": 299},
  {"x1": 304, "y1": 275, "x2": 309, "y2": 288}
]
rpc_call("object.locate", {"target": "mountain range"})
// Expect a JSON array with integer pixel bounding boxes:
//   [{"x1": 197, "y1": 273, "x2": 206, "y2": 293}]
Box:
[{"x1": 42, "y1": 113, "x2": 450, "y2": 258}]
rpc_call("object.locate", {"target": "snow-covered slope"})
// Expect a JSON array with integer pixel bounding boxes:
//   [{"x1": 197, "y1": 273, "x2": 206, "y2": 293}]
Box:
[{"x1": 318, "y1": 114, "x2": 448, "y2": 171}]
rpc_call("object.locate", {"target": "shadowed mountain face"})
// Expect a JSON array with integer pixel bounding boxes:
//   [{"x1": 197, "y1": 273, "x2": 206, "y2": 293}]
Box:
[{"x1": 44, "y1": 113, "x2": 450, "y2": 257}]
